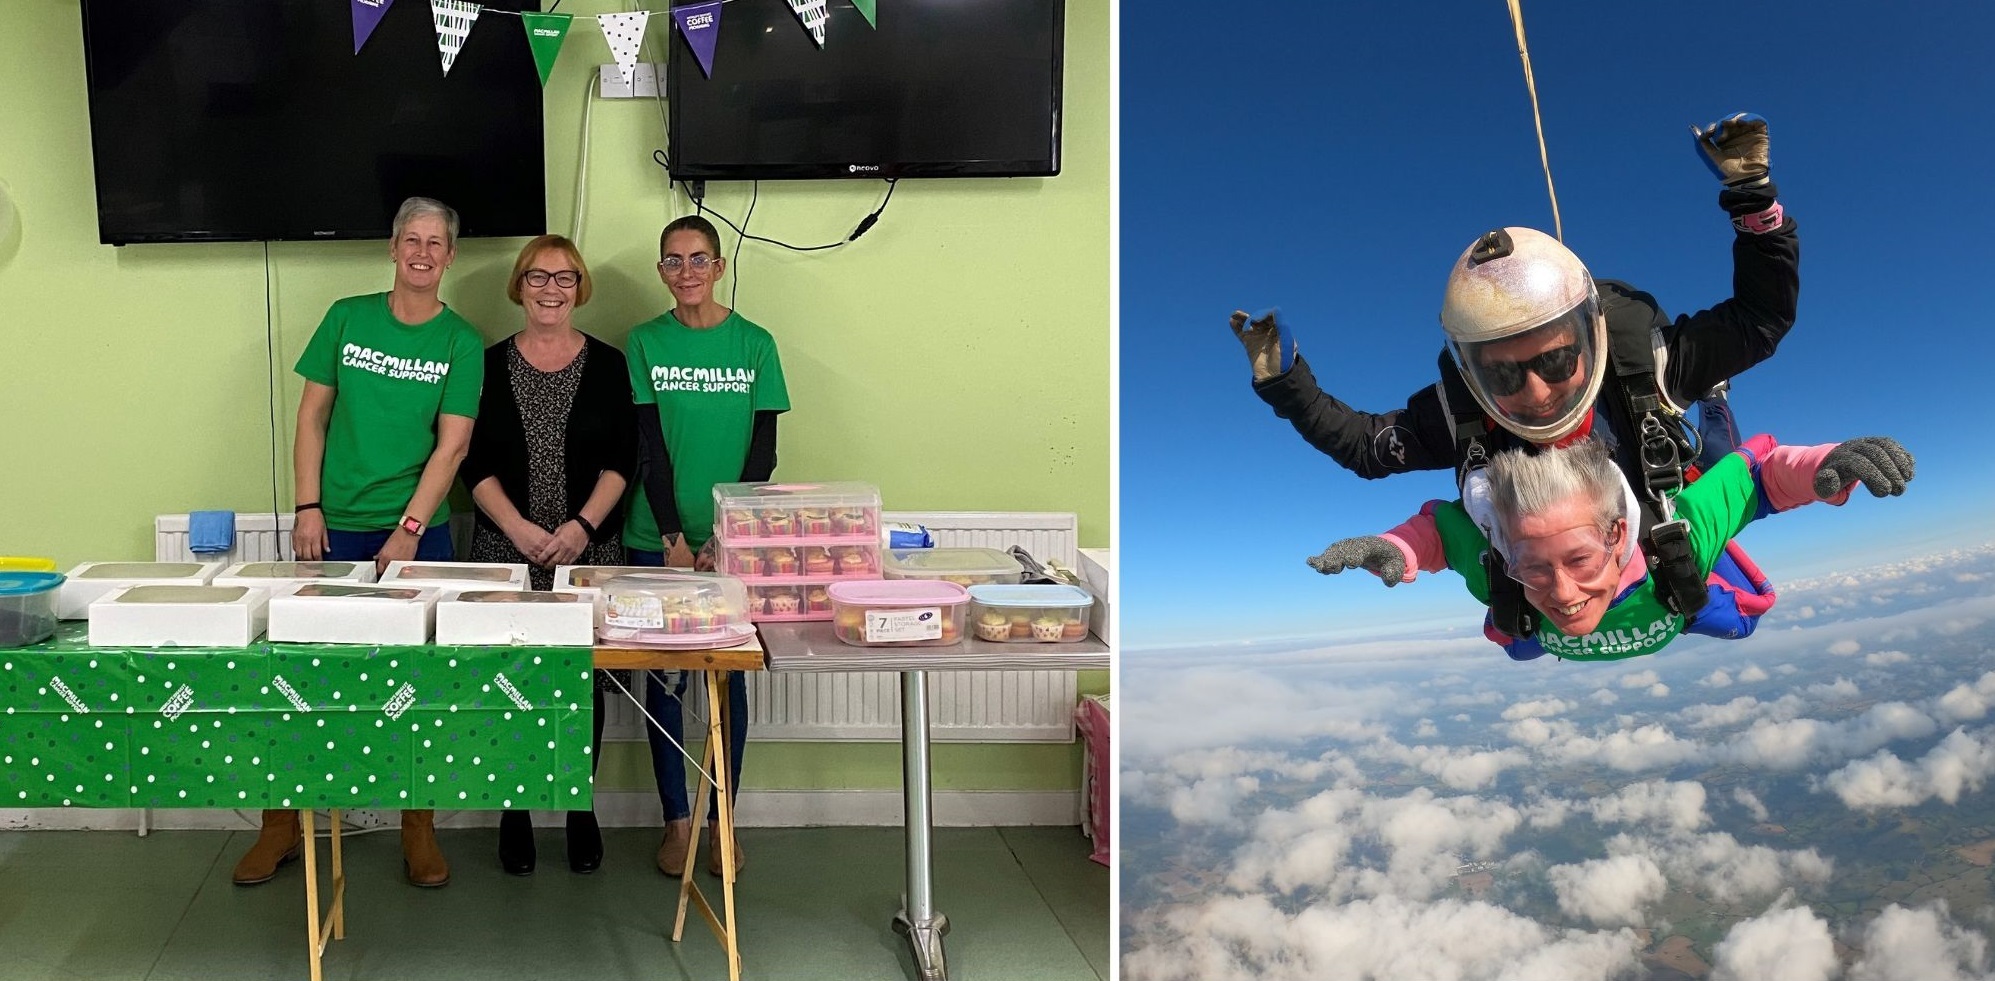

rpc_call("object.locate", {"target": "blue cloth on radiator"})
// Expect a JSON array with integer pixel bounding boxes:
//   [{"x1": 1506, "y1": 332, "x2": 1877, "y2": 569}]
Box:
[{"x1": 188, "y1": 510, "x2": 235, "y2": 553}]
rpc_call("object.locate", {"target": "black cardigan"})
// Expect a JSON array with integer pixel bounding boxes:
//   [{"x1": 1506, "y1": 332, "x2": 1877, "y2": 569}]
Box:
[{"x1": 460, "y1": 333, "x2": 637, "y2": 545}]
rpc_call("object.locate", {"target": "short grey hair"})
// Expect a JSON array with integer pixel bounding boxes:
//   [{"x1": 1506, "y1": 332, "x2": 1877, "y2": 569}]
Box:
[
  {"x1": 1484, "y1": 439, "x2": 1626, "y2": 541},
  {"x1": 390, "y1": 197, "x2": 460, "y2": 249}
]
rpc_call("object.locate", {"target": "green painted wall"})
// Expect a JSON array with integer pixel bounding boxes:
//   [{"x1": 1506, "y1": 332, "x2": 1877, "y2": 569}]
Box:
[{"x1": 0, "y1": 2, "x2": 1109, "y2": 800}]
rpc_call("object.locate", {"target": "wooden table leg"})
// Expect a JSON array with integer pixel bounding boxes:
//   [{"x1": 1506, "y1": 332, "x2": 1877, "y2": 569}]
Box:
[
  {"x1": 329, "y1": 809, "x2": 345, "y2": 941},
  {"x1": 674, "y1": 729, "x2": 715, "y2": 940},
  {"x1": 301, "y1": 809, "x2": 323, "y2": 981},
  {"x1": 711, "y1": 670, "x2": 741, "y2": 981}
]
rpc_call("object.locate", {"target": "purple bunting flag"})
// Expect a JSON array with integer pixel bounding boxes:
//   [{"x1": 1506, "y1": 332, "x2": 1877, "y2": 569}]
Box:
[{"x1": 672, "y1": 2, "x2": 723, "y2": 79}]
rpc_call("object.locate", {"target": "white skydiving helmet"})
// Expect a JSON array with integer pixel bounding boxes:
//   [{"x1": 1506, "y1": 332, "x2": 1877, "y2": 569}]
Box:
[{"x1": 1439, "y1": 227, "x2": 1609, "y2": 444}]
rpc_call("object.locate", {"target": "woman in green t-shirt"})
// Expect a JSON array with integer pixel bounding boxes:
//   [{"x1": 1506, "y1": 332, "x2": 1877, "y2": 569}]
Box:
[
  {"x1": 624, "y1": 215, "x2": 789, "y2": 879},
  {"x1": 231, "y1": 197, "x2": 485, "y2": 891}
]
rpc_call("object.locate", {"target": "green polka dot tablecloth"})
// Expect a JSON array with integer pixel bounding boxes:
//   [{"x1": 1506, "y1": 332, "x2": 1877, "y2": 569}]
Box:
[{"x1": 0, "y1": 623, "x2": 594, "y2": 810}]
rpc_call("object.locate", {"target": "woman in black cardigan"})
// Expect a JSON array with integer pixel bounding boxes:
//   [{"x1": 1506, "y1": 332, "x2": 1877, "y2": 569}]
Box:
[{"x1": 460, "y1": 234, "x2": 635, "y2": 876}]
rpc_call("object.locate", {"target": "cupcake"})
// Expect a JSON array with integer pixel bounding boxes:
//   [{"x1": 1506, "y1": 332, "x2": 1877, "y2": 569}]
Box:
[
  {"x1": 833, "y1": 510, "x2": 871, "y2": 535},
  {"x1": 803, "y1": 547, "x2": 835, "y2": 575},
  {"x1": 725, "y1": 511, "x2": 758, "y2": 538},
  {"x1": 1031, "y1": 617, "x2": 1064, "y2": 642},
  {"x1": 836, "y1": 606, "x2": 865, "y2": 631},
  {"x1": 806, "y1": 587, "x2": 831, "y2": 613},
  {"x1": 769, "y1": 550, "x2": 798, "y2": 575},
  {"x1": 1009, "y1": 615, "x2": 1033, "y2": 639},
  {"x1": 735, "y1": 551, "x2": 763, "y2": 577},
  {"x1": 1061, "y1": 617, "x2": 1088, "y2": 641},
  {"x1": 798, "y1": 509, "x2": 832, "y2": 536},
  {"x1": 768, "y1": 592, "x2": 801, "y2": 615},
  {"x1": 762, "y1": 509, "x2": 795, "y2": 536},
  {"x1": 940, "y1": 615, "x2": 961, "y2": 644},
  {"x1": 836, "y1": 548, "x2": 872, "y2": 575},
  {"x1": 975, "y1": 611, "x2": 1010, "y2": 642}
]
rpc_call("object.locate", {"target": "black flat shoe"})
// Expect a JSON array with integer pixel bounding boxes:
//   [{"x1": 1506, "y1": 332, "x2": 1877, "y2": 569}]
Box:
[
  {"x1": 567, "y1": 810, "x2": 603, "y2": 874},
  {"x1": 499, "y1": 809, "x2": 537, "y2": 876}
]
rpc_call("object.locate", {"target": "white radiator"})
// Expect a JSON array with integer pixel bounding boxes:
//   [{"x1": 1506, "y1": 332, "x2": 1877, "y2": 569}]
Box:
[{"x1": 155, "y1": 510, "x2": 1082, "y2": 743}]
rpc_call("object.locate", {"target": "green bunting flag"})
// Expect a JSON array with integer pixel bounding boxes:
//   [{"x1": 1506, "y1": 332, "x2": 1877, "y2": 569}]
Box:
[
  {"x1": 852, "y1": 0, "x2": 877, "y2": 29},
  {"x1": 520, "y1": 12, "x2": 573, "y2": 86}
]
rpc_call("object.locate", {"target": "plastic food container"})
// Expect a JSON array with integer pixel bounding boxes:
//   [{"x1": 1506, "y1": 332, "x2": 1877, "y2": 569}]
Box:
[
  {"x1": 713, "y1": 481, "x2": 881, "y2": 543},
  {"x1": 966, "y1": 584, "x2": 1094, "y2": 644},
  {"x1": 0, "y1": 571, "x2": 63, "y2": 647},
  {"x1": 598, "y1": 573, "x2": 755, "y2": 649},
  {"x1": 829, "y1": 580, "x2": 968, "y2": 647},
  {"x1": 58, "y1": 561, "x2": 225, "y2": 619},
  {"x1": 555, "y1": 565, "x2": 670, "y2": 595},
  {"x1": 722, "y1": 543, "x2": 880, "y2": 579},
  {"x1": 882, "y1": 547, "x2": 1025, "y2": 586}
]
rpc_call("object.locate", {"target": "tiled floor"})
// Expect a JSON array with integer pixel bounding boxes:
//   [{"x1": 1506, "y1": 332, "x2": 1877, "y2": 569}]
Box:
[{"x1": 0, "y1": 825, "x2": 1106, "y2": 980}]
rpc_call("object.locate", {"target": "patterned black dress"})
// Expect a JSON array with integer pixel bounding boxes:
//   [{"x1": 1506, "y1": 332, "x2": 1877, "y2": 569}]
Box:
[{"x1": 470, "y1": 338, "x2": 626, "y2": 692}]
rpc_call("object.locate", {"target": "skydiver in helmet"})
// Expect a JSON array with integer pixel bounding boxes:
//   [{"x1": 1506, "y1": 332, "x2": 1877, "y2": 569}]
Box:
[{"x1": 1231, "y1": 113, "x2": 1787, "y2": 483}]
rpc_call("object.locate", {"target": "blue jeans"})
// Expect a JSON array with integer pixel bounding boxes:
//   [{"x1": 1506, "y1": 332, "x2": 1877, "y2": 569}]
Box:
[
  {"x1": 324, "y1": 526, "x2": 455, "y2": 563},
  {"x1": 629, "y1": 548, "x2": 748, "y2": 822}
]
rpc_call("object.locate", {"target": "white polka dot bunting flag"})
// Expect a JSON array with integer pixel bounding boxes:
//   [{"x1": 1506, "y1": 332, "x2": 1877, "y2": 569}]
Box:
[
  {"x1": 786, "y1": 0, "x2": 828, "y2": 48},
  {"x1": 597, "y1": 11, "x2": 651, "y2": 89},
  {"x1": 429, "y1": 0, "x2": 480, "y2": 77}
]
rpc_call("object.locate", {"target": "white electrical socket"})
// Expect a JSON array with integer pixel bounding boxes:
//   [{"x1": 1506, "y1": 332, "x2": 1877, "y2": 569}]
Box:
[{"x1": 598, "y1": 63, "x2": 664, "y2": 99}]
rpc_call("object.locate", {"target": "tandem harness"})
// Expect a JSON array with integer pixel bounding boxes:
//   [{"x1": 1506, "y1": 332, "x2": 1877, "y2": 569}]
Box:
[{"x1": 1435, "y1": 306, "x2": 1709, "y2": 640}]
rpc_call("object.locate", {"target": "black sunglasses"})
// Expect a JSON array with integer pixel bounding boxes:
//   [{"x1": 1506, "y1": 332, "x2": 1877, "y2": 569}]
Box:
[{"x1": 1478, "y1": 343, "x2": 1582, "y2": 397}]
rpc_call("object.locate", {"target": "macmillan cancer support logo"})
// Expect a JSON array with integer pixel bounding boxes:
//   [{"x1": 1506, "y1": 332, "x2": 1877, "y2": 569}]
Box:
[
  {"x1": 342, "y1": 342, "x2": 451, "y2": 384},
  {"x1": 651, "y1": 364, "x2": 757, "y2": 395}
]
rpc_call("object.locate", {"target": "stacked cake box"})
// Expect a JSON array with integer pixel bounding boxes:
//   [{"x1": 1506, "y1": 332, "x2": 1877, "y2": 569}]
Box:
[{"x1": 712, "y1": 481, "x2": 883, "y2": 621}]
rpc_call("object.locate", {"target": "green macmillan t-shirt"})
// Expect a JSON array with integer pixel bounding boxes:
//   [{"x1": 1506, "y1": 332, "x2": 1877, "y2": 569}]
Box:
[
  {"x1": 294, "y1": 293, "x2": 484, "y2": 532},
  {"x1": 622, "y1": 310, "x2": 790, "y2": 552},
  {"x1": 1430, "y1": 450, "x2": 1762, "y2": 661}
]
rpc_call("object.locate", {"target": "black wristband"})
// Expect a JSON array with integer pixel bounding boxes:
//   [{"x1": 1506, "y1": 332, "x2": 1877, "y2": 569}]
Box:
[
  {"x1": 294, "y1": 503, "x2": 322, "y2": 513},
  {"x1": 573, "y1": 514, "x2": 598, "y2": 538}
]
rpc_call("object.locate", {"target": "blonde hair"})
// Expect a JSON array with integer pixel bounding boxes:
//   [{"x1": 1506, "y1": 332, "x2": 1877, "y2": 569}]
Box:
[{"x1": 506, "y1": 234, "x2": 593, "y2": 307}]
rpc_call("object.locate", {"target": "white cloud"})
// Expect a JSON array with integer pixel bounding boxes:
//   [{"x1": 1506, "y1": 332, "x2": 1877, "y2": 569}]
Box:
[
  {"x1": 1120, "y1": 894, "x2": 1642, "y2": 981},
  {"x1": 1589, "y1": 688, "x2": 1619, "y2": 706},
  {"x1": 1739, "y1": 665, "x2": 1770, "y2": 683},
  {"x1": 1619, "y1": 670, "x2": 1660, "y2": 689},
  {"x1": 1542, "y1": 722, "x2": 1705, "y2": 772},
  {"x1": 1647, "y1": 683, "x2": 1671, "y2": 698},
  {"x1": 1451, "y1": 713, "x2": 1472, "y2": 723},
  {"x1": 1362, "y1": 739, "x2": 1530, "y2": 791},
  {"x1": 1609, "y1": 833, "x2": 1832, "y2": 905},
  {"x1": 1848, "y1": 902, "x2": 1994, "y2": 981},
  {"x1": 1702, "y1": 669, "x2": 1734, "y2": 688},
  {"x1": 1586, "y1": 780, "x2": 1709, "y2": 833},
  {"x1": 1120, "y1": 668, "x2": 1395, "y2": 760},
  {"x1": 1867, "y1": 650, "x2": 1912, "y2": 667},
  {"x1": 1821, "y1": 727, "x2": 1995, "y2": 811},
  {"x1": 1723, "y1": 702, "x2": 1939, "y2": 770},
  {"x1": 1501, "y1": 697, "x2": 1572, "y2": 721},
  {"x1": 1936, "y1": 673, "x2": 1995, "y2": 724},
  {"x1": 1546, "y1": 854, "x2": 1666, "y2": 927},
  {"x1": 1710, "y1": 900, "x2": 1839, "y2": 981},
  {"x1": 1808, "y1": 677, "x2": 1861, "y2": 699},
  {"x1": 1734, "y1": 788, "x2": 1770, "y2": 822},
  {"x1": 1827, "y1": 639, "x2": 1863, "y2": 656},
  {"x1": 1168, "y1": 775, "x2": 1261, "y2": 825}
]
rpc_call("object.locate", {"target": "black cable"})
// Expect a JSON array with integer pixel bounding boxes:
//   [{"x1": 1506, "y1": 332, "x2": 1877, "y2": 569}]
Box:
[
  {"x1": 730, "y1": 180, "x2": 757, "y2": 308},
  {"x1": 264, "y1": 240, "x2": 286, "y2": 561},
  {"x1": 650, "y1": 151, "x2": 898, "y2": 251}
]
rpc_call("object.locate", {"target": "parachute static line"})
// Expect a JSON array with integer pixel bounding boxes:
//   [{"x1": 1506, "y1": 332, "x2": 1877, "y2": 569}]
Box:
[{"x1": 1505, "y1": 0, "x2": 1564, "y2": 243}]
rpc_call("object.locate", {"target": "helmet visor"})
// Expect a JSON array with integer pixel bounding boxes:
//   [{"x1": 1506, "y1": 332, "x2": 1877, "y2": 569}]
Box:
[{"x1": 1454, "y1": 296, "x2": 1601, "y2": 432}]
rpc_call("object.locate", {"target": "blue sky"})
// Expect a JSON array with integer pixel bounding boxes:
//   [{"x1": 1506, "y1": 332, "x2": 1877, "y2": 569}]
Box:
[{"x1": 1119, "y1": 0, "x2": 1995, "y2": 647}]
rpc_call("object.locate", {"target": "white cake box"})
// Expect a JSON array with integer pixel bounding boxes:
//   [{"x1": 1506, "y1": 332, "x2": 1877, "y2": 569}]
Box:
[
  {"x1": 266, "y1": 582, "x2": 441, "y2": 646},
  {"x1": 213, "y1": 560, "x2": 377, "y2": 590},
  {"x1": 435, "y1": 590, "x2": 595, "y2": 646},
  {"x1": 87, "y1": 584, "x2": 270, "y2": 648},
  {"x1": 378, "y1": 561, "x2": 529, "y2": 594},
  {"x1": 59, "y1": 561, "x2": 225, "y2": 620}
]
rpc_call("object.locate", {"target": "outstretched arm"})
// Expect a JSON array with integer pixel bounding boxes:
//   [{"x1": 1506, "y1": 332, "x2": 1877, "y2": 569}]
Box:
[{"x1": 1306, "y1": 501, "x2": 1453, "y2": 585}]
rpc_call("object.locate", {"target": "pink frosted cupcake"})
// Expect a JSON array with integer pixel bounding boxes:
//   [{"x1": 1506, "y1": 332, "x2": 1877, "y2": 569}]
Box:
[
  {"x1": 761, "y1": 510, "x2": 795, "y2": 537},
  {"x1": 768, "y1": 592, "x2": 801, "y2": 615}
]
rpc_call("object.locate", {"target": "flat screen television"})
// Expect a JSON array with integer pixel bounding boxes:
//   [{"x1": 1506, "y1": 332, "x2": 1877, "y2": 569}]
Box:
[
  {"x1": 666, "y1": 0, "x2": 1063, "y2": 181},
  {"x1": 79, "y1": 0, "x2": 546, "y2": 245}
]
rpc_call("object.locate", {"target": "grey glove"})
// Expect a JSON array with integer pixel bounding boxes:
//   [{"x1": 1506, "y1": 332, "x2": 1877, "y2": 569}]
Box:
[
  {"x1": 1229, "y1": 308, "x2": 1297, "y2": 383},
  {"x1": 1815, "y1": 436, "x2": 1915, "y2": 499},
  {"x1": 1692, "y1": 112, "x2": 1770, "y2": 188},
  {"x1": 1307, "y1": 536, "x2": 1407, "y2": 586}
]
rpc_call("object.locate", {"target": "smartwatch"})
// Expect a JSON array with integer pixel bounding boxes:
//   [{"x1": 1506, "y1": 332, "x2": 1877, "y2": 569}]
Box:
[{"x1": 399, "y1": 515, "x2": 425, "y2": 538}]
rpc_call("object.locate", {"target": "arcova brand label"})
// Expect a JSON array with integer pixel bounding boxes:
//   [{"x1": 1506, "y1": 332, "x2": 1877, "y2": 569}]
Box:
[{"x1": 865, "y1": 608, "x2": 942, "y2": 643}]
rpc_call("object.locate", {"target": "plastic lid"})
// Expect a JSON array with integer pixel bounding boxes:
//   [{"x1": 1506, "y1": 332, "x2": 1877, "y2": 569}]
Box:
[
  {"x1": 77, "y1": 562, "x2": 205, "y2": 579},
  {"x1": 0, "y1": 571, "x2": 63, "y2": 595},
  {"x1": 967, "y1": 584, "x2": 1095, "y2": 609},
  {"x1": 884, "y1": 548, "x2": 1023, "y2": 577},
  {"x1": 231, "y1": 561, "x2": 357, "y2": 578},
  {"x1": 828, "y1": 580, "x2": 969, "y2": 606}
]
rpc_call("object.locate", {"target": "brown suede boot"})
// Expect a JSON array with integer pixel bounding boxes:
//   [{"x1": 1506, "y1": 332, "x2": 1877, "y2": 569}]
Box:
[
  {"x1": 401, "y1": 809, "x2": 450, "y2": 887},
  {"x1": 707, "y1": 823, "x2": 744, "y2": 877},
  {"x1": 232, "y1": 808, "x2": 303, "y2": 886},
  {"x1": 656, "y1": 817, "x2": 693, "y2": 877}
]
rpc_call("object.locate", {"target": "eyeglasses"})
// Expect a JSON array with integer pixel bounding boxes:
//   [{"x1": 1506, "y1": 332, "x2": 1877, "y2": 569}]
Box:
[
  {"x1": 659, "y1": 255, "x2": 717, "y2": 273},
  {"x1": 1478, "y1": 344, "x2": 1582, "y2": 397},
  {"x1": 522, "y1": 269, "x2": 580, "y2": 288},
  {"x1": 1504, "y1": 524, "x2": 1621, "y2": 590}
]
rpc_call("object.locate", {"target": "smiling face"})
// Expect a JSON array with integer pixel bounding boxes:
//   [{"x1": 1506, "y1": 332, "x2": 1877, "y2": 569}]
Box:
[
  {"x1": 520, "y1": 248, "x2": 579, "y2": 330},
  {"x1": 659, "y1": 228, "x2": 724, "y2": 308},
  {"x1": 392, "y1": 214, "x2": 454, "y2": 293},
  {"x1": 1473, "y1": 324, "x2": 1590, "y2": 428},
  {"x1": 1503, "y1": 495, "x2": 1627, "y2": 636}
]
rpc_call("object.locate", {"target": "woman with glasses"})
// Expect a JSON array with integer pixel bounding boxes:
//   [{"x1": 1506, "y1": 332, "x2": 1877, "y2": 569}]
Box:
[
  {"x1": 460, "y1": 233, "x2": 636, "y2": 876},
  {"x1": 1305, "y1": 433, "x2": 1915, "y2": 662},
  {"x1": 622, "y1": 214, "x2": 789, "y2": 879}
]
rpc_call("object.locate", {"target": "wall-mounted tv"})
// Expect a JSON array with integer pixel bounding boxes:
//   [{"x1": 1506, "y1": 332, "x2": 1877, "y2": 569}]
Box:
[
  {"x1": 666, "y1": 0, "x2": 1064, "y2": 182},
  {"x1": 79, "y1": 0, "x2": 546, "y2": 245}
]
